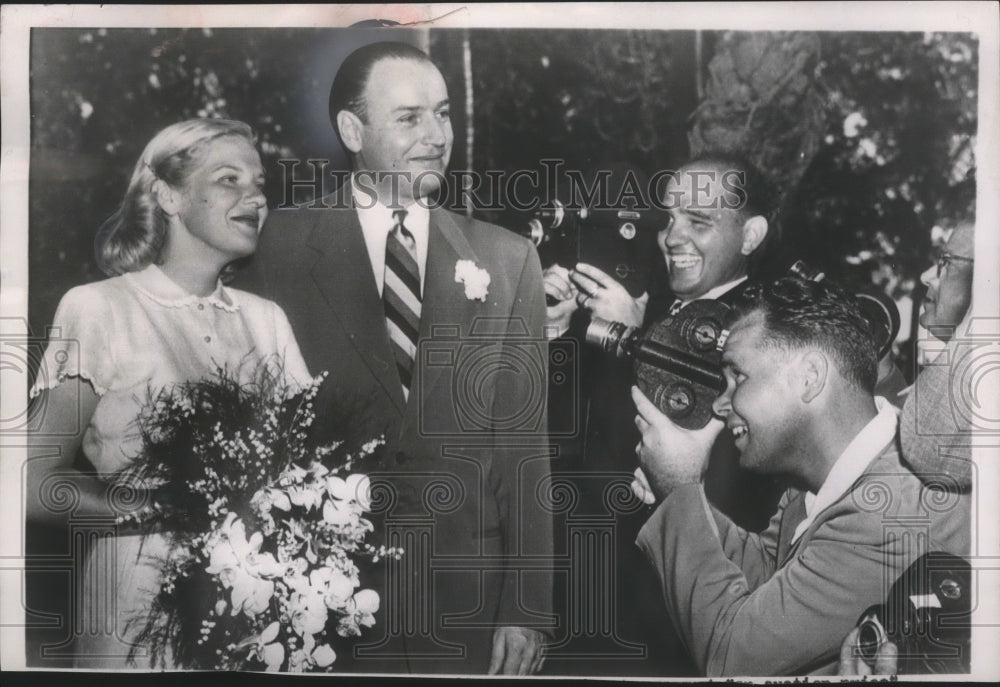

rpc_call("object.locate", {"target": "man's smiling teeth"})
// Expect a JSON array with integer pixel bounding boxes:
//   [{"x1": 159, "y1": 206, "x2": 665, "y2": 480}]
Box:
[
  {"x1": 731, "y1": 425, "x2": 748, "y2": 439},
  {"x1": 670, "y1": 254, "x2": 701, "y2": 269}
]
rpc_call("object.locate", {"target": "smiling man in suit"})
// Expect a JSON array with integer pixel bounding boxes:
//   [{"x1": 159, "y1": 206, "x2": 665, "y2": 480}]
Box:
[
  {"x1": 630, "y1": 278, "x2": 970, "y2": 676},
  {"x1": 236, "y1": 41, "x2": 552, "y2": 675}
]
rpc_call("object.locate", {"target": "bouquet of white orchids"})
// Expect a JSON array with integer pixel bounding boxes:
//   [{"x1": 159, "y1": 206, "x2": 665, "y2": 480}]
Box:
[{"x1": 115, "y1": 361, "x2": 400, "y2": 671}]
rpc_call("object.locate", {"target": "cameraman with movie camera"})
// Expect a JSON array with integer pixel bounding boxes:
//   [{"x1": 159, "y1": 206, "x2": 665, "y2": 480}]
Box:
[
  {"x1": 545, "y1": 152, "x2": 784, "y2": 528},
  {"x1": 542, "y1": 152, "x2": 783, "y2": 675},
  {"x1": 632, "y1": 277, "x2": 971, "y2": 676}
]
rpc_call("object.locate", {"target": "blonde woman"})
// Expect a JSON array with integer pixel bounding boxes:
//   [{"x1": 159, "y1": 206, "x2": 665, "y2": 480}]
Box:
[{"x1": 27, "y1": 119, "x2": 311, "y2": 668}]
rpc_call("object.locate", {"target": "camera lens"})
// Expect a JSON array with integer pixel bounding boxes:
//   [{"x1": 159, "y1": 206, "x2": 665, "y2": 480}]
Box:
[
  {"x1": 858, "y1": 617, "x2": 886, "y2": 663},
  {"x1": 687, "y1": 318, "x2": 721, "y2": 352},
  {"x1": 585, "y1": 317, "x2": 634, "y2": 358},
  {"x1": 660, "y1": 382, "x2": 695, "y2": 418},
  {"x1": 939, "y1": 576, "x2": 962, "y2": 601}
]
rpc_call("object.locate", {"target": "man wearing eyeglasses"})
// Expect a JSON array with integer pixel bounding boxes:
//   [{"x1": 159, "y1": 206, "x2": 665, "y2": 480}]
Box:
[
  {"x1": 837, "y1": 220, "x2": 975, "y2": 676},
  {"x1": 918, "y1": 221, "x2": 974, "y2": 342},
  {"x1": 900, "y1": 219, "x2": 975, "y2": 487}
]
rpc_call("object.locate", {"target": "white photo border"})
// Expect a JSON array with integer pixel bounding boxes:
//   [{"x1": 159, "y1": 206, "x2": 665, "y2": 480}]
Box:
[{"x1": 2, "y1": 2, "x2": 998, "y2": 679}]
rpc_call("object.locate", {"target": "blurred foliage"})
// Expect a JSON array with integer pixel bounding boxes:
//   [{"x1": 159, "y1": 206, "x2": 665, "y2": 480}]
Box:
[
  {"x1": 689, "y1": 31, "x2": 825, "y2": 197},
  {"x1": 456, "y1": 29, "x2": 696, "y2": 176},
  {"x1": 28, "y1": 28, "x2": 977, "y2": 350},
  {"x1": 783, "y1": 31, "x2": 978, "y2": 299}
]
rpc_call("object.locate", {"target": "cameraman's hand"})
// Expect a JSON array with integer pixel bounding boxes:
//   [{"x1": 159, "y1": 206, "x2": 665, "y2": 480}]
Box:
[
  {"x1": 632, "y1": 385, "x2": 723, "y2": 499},
  {"x1": 571, "y1": 263, "x2": 648, "y2": 328},
  {"x1": 837, "y1": 626, "x2": 898, "y2": 675},
  {"x1": 544, "y1": 263, "x2": 579, "y2": 339}
]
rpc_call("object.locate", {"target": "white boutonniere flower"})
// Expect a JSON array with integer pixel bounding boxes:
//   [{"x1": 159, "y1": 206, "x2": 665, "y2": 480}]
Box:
[{"x1": 454, "y1": 260, "x2": 491, "y2": 301}]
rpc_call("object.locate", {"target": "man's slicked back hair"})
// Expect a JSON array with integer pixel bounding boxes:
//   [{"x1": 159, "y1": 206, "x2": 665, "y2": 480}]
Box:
[{"x1": 328, "y1": 41, "x2": 434, "y2": 147}]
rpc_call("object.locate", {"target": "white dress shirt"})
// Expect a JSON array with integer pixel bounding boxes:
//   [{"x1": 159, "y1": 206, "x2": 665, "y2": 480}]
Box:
[
  {"x1": 792, "y1": 396, "x2": 900, "y2": 543},
  {"x1": 353, "y1": 176, "x2": 429, "y2": 297},
  {"x1": 678, "y1": 275, "x2": 749, "y2": 308}
]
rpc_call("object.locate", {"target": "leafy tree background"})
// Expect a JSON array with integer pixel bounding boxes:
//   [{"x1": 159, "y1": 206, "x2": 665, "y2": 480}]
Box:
[
  {"x1": 29, "y1": 27, "x2": 978, "y2": 356},
  {"x1": 25, "y1": 26, "x2": 978, "y2": 666}
]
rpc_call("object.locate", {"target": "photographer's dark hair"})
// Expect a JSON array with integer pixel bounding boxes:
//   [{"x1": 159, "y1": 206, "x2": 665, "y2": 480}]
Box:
[
  {"x1": 686, "y1": 150, "x2": 781, "y2": 278},
  {"x1": 328, "y1": 41, "x2": 433, "y2": 140},
  {"x1": 734, "y1": 277, "x2": 878, "y2": 393}
]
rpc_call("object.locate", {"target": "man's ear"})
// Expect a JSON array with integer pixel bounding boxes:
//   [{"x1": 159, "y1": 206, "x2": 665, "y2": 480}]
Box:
[
  {"x1": 152, "y1": 179, "x2": 180, "y2": 216},
  {"x1": 797, "y1": 350, "x2": 828, "y2": 403},
  {"x1": 337, "y1": 110, "x2": 364, "y2": 154},
  {"x1": 740, "y1": 216, "x2": 768, "y2": 256}
]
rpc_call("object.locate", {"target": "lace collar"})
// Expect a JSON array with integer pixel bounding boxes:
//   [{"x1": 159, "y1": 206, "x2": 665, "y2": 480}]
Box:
[{"x1": 124, "y1": 264, "x2": 240, "y2": 313}]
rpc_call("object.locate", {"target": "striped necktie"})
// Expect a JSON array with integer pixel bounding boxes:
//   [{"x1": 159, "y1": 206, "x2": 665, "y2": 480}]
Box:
[{"x1": 383, "y1": 209, "x2": 422, "y2": 401}]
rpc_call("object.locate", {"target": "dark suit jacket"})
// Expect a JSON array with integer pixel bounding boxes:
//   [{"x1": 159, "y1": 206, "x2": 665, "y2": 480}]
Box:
[
  {"x1": 234, "y1": 187, "x2": 554, "y2": 673},
  {"x1": 636, "y1": 441, "x2": 971, "y2": 677}
]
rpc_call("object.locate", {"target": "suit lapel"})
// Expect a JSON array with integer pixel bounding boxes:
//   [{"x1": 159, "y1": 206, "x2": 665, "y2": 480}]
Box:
[
  {"x1": 306, "y1": 188, "x2": 406, "y2": 412},
  {"x1": 412, "y1": 210, "x2": 481, "y2": 412},
  {"x1": 777, "y1": 490, "x2": 807, "y2": 566},
  {"x1": 777, "y1": 444, "x2": 898, "y2": 567}
]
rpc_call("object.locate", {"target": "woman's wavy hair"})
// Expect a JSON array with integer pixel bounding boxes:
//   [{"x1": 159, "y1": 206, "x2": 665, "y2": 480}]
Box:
[{"x1": 95, "y1": 118, "x2": 256, "y2": 276}]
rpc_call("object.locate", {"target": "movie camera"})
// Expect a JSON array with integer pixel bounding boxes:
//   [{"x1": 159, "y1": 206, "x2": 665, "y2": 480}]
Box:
[
  {"x1": 520, "y1": 167, "x2": 664, "y2": 300},
  {"x1": 585, "y1": 261, "x2": 902, "y2": 429},
  {"x1": 855, "y1": 551, "x2": 971, "y2": 674}
]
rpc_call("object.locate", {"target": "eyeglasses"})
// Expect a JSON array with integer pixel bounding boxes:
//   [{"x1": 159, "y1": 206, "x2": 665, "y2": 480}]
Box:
[{"x1": 936, "y1": 253, "x2": 974, "y2": 278}]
